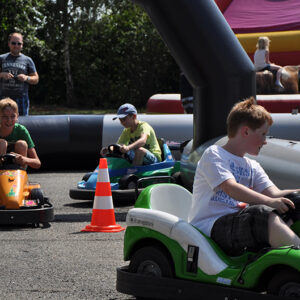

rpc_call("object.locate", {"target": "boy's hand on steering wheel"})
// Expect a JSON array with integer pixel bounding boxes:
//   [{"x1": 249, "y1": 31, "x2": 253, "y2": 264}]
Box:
[
  {"x1": 10, "y1": 152, "x2": 26, "y2": 166},
  {"x1": 271, "y1": 197, "x2": 295, "y2": 214},
  {"x1": 120, "y1": 145, "x2": 129, "y2": 153}
]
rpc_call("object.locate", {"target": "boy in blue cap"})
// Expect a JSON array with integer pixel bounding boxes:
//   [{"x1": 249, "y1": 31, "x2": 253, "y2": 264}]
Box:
[{"x1": 101, "y1": 103, "x2": 161, "y2": 166}]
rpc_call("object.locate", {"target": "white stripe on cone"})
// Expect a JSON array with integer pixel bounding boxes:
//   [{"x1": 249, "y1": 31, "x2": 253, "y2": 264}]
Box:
[
  {"x1": 98, "y1": 168, "x2": 110, "y2": 182},
  {"x1": 93, "y1": 196, "x2": 114, "y2": 209}
]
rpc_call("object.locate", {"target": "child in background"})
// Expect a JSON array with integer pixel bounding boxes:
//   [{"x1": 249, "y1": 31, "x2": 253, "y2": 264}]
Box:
[
  {"x1": 0, "y1": 97, "x2": 41, "y2": 169},
  {"x1": 254, "y1": 36, "x2": 284, "y2": 88},
  {"x1": 189, "y1": 97, "x2": 300, "y2": 256},
  {"x1": 101, "y1": 103, "x2": 161, "y2": 166}
]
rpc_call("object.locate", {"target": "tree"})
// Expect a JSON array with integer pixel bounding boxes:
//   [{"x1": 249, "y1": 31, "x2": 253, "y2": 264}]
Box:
[
  {"x1": 0, "y1": 0, "x2": 179, "y2": 110},
  {"x1": 70, "y1": 0, "x2": 179, "y2": 109}
]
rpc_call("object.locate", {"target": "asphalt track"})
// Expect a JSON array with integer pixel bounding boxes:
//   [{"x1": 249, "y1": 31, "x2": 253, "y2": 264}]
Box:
[{"x1": 0, "y1": 170, "x2": 135, "y2": 300}]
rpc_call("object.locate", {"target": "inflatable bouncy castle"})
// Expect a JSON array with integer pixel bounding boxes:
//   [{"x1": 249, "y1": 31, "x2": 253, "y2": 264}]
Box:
[
  {"x1": 215, "y1": 0, "x2": 300, "y2": 66},
  {"x1": 147, "y1": 0, "x2": 300, "y2": 114}
]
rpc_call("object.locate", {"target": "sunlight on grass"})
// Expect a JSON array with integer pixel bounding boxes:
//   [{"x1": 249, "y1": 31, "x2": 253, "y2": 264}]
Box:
[{"x1": 30, "y1": 105, "x2": 115, "y2": 115}]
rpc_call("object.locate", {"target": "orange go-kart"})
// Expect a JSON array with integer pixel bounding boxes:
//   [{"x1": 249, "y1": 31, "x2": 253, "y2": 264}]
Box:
[{"x1": 0, "y1": 154, "x2": 54, "y2": 226}]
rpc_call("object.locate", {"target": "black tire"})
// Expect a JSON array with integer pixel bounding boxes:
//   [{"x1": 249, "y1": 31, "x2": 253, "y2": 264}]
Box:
[
  {"x1": 30, "y1": 188, "x2": 45, "y2": 206},
  {"x1": 267, "y1": 269, "x2": 300, "y2": 298},
  {"x1": 172, "y1": 171, "x2": 182, "y2": 185},
  {"x1": 69, "y1": 188, "x2": 95, "y2": 200},
  {"x1": 118, "y1": 174, "x2": 138, "y2": 190},
  {"x1": 129, "y1": 246, "x2": 174, "y2": 278}
]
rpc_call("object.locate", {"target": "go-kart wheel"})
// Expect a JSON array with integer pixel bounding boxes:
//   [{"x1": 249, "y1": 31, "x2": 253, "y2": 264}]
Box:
[
  {"x1": 171, "y1": 172, "x2": 182, "y2": 185},
  {"x1": 267, "y1": 269, "x2": 300, "y2": 297},
  {"x1": 118, "y1": 174, "x2": 138, "y2": 190},
  {"x1": 30, "y1": 188, "x2": 45, "y2": 206},
  {"x1": 129, "y1": 246, "x2": 174, "y2": 278}
]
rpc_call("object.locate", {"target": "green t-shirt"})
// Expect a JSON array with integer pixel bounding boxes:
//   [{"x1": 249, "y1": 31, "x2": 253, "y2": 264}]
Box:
[
  {"x1": 117, "y1": 121, "x2": 162, "y2": 161},
  {"x1": 0, "y1": 123, "x2": 35, "y2": 149}
]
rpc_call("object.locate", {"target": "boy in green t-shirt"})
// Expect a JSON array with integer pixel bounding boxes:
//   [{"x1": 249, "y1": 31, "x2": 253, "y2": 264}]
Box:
[
  {"x1": 0, "y1": 97, "x2": 41, "y2": 169},
  {"x1": 101, "y1": 103, "x2": 161, "y2": 166}
]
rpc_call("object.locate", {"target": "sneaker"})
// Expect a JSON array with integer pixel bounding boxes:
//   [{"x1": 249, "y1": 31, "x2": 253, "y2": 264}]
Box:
[{"x1": 275, "y1": 80, "x2": 284, "y2": 89}]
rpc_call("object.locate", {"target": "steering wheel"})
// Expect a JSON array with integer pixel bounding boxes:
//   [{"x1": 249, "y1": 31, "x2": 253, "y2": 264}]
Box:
[
  {"x1": 281, "y1": 192, "x2": 300, "y2": 222},
  {"x1": 106, "y1": 144, "x2": 131, "y2": 162},
  {"x1": 0, "y1": 153, "x2": 17, "y2": 166}
]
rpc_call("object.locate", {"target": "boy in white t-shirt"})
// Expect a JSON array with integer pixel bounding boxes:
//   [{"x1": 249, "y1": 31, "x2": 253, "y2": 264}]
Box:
[{"x1": 189, "y1": 97, "x2": 300, "y2": 255}]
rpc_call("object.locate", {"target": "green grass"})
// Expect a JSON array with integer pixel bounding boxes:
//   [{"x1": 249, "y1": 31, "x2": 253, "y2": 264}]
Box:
[
  {"x1": 30, "y1": 104, "x2": 116, "y2": 115},
  {"x1": 30, "y1": 104, "x2": 147, "y2": 115}
]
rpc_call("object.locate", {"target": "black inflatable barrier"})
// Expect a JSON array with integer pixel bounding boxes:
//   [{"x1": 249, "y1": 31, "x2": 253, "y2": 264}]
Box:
[
  {"x1": 133, "y1": 0, "x2": 255, "y2": 149},
  {"x1": 19, "y1": 115, "x2": 104, "y2": 170}
]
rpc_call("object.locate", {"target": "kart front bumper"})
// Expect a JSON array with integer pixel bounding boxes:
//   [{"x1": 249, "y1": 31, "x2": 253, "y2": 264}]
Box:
[{"x1": 0, "y1": 198, "x2": 54, "y2": 225}]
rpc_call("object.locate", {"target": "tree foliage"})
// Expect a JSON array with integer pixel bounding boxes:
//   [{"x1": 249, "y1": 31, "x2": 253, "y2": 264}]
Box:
[{"x1": 0, "y1": 0, "x2": 179, "y2": 110}]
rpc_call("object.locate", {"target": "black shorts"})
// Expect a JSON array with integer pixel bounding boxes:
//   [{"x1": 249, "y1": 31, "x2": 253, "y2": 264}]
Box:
[
  {"x1": 259, "y1": 65, "x2": 271, "y2": 71},
  {"x1": 211, "y1": 205, "x2": 274, "y2": 256},
  {"x1": 7, "y1": 143, "x2": 15, "y2": 153}
]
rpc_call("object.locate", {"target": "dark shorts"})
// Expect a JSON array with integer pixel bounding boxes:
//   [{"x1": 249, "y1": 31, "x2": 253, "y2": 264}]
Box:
[
  {"x1": 127, "y1": 149, "x2": 159, "y2": 165},
  {"x1": 260, "y1": 65, "x2": 271, "y2": 71},
  {"x1": 211, "y1": 205, "x2": 273, "y2": 256},
  {"x1": 7, "y1": 143, "x2": 15, "y2": 153}
]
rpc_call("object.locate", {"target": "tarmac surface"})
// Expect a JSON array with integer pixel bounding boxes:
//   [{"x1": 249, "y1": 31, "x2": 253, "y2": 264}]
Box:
[{"x1": 0, "y1": 170, "x2": 135, "y2": 300}]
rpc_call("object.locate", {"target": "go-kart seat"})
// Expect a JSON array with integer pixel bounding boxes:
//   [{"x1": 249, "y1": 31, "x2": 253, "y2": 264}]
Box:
[
  {"x1": 149, "y1": 183, "x2": 192, "y2": 221},
  {"x1": 157, "y1": 138, "x2": 165, "y2": 161},
  {"x1": 127, "y1": 184, "x2": 228, "y2": 275}
]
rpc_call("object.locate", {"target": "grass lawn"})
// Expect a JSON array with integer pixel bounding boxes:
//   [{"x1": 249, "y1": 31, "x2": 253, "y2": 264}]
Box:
[
  {"x1": 30, "y1": 104, "x2": 116, "y2": 115},
  {"x1": 30, "y1": 104, "x2": 147, "y2": 115}
]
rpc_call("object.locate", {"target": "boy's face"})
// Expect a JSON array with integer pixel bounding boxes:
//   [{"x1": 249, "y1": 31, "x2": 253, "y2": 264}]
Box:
[
  {"x1": 0, "y1": 107, "x2": 18, "y2": 129},
  {"x1": 246, "y1": 122, "x2": 269, "y2": 156},
  {"x1": 119, "y1": 114, "x2": 135, "y2": 128}
]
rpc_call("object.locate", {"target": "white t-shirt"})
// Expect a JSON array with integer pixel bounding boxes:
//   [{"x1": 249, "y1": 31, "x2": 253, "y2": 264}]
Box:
[
  {"x1": 188, "y1": 145, "x2": 274, "y2": 236},
  {"x1": 254, "y1": 49, "x2": 268, "y2": 71}
]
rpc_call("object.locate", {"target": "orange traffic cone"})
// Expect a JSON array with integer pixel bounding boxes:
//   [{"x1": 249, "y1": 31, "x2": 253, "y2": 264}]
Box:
[{"x1": 81, "y1": 158, "x2": 125, "y2": 233}]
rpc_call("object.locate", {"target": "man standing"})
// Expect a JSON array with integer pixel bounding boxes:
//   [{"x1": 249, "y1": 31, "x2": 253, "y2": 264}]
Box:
[{"x1": 0, "y1": 33, "x2": 39, "y2": 116}]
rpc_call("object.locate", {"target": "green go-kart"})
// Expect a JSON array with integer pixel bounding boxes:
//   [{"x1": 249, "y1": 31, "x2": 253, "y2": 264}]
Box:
[{"x1": 116, "y1": 183, "x2": 300, "y2": 299}]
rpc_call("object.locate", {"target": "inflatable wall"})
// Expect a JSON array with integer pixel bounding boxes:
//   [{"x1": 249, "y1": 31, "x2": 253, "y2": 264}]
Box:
[{"x1": 19, "y1": 114, "x2": 193, "y2": 170}]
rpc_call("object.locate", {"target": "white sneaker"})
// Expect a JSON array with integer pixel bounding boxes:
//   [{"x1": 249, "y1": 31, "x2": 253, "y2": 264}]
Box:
[{"x1": 275, "y1": 80, "x2": 284, "y2": 89}]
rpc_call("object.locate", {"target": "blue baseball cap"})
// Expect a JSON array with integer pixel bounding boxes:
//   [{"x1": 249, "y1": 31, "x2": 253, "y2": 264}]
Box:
[{"x1": 113, "y1": 103, "x2": 137, "y2": 120}]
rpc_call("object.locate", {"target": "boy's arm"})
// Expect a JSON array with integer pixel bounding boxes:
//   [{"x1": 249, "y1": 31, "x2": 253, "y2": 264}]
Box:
[
  {"x1": 262, "y1": 185, "x2": 300, "y2": 198},
  {"x1": 12, "y1": 148, "x2": 41, "y2": 169},
  {"x1": 219, "y1": 178, "x2": 294, "y2": 214},
  {"x1": 120, "y1": 133, "x2": 148, "y2": 153}
]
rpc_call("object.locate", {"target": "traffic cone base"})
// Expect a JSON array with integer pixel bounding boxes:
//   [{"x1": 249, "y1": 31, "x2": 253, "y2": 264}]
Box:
[
  {"x1": 81, "y1": 223, "x2": 125, "y2": 233},
  {"x1": 81, "y1": 209, "x2": 125, "y2": 232}
]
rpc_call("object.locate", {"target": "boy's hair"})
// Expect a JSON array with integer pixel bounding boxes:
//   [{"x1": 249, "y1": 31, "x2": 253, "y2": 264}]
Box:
[
  {"x1": 227, "y1": 97, "x2": 273, "y2": 138},
  {"x1": 0, "y1": 98, "x2": 19, "y2": 115},
  {"x1": 256, "y1": 36, "x2": 270, "y2": 50}
]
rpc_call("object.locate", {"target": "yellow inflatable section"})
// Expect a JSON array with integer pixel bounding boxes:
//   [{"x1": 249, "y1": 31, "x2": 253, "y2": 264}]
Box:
[{"x1": 237, "y1": 30, "x2": 300, "y2": 53}]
